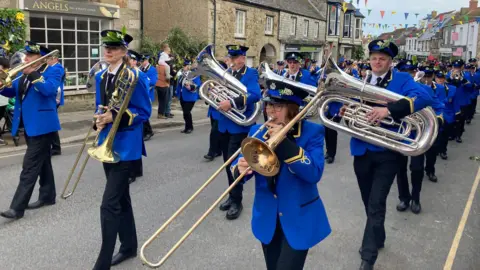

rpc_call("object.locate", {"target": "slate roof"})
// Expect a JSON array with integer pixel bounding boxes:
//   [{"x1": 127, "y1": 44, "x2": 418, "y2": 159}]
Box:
[{"x1": 232, "y1": 0, "x2": 327, "y2": 20}]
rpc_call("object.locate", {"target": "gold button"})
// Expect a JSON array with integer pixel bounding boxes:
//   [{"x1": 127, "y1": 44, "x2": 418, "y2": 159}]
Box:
[
  {"x1": 273, "y1": 194, "x2": 277, "y2": 199},
  {"x1": 279, "y1": 212, "x2": 283, "y2": 217}
]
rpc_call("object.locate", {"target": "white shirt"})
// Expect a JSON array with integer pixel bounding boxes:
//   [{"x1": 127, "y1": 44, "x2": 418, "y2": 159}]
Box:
[
  {"x1": 285, "y1": 71, "x2": 299, "y2": 81},
  {"x1": 370, "y1": 71, "x2": 388, "y2": 85}
]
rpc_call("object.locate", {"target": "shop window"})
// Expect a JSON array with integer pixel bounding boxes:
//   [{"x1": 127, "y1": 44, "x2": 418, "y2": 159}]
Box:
[{"x1": 29, "y1": 14, "x2": 111, "y2": 90}]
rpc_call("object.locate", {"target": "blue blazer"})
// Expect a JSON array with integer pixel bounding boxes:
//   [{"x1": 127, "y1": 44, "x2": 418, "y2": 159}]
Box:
[
  {"x1": 448, "y1": 71, "x2": 473, "y2": 107},
  {"x1": 176, "y1": 75, "x2": 201, "y2": 102},
  {"x1": 350, "y1": 70, "x2": 433, "y2": 156},
  {"x1": 50, "y1": 63, "x2": 65, "y2": 106},
  {"x1": 207, "y1": 105, "x2": 220, "y2": 120},
  {"x1": 231, "y1": 120, "x2": 331, "y2": 250},
  {"x1": 141, "y1": 64, "x2": 158, "y2": 102},
  {"x1": 420, "y1": 83, "x2": 444, "y2": 118},
  {"x1": 441, "y1": 83, "x2": 459, "y2": 124},
  {"x1": 1, "y1": 64, "x2": 61, "y2": 136},
  {"x1": 217, "y1": 67, "x2": 261, "y2": 134},
  {"x1": 274, "y1": 69, "x2": 286, "y2": 76},
  {"x1": 95, "y1": 66, "x2": 152, "y2": 161}
]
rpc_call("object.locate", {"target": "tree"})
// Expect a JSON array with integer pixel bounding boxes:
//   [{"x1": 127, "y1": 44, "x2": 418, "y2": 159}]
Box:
[{"x1": 352, "y1": 45, "x2": 365, "y2": 60}]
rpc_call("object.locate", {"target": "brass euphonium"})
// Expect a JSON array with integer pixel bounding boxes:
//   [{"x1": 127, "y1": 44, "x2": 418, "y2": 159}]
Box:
[
  {"x1": 187, "y1": 44, "x2": 261, "y2": 126},
  {"x1": 61, "y1": 64, "x2": 138, "y2": 199},
  {"x1": 316, "y1": 57, "x2": 438, "y2": 156}
]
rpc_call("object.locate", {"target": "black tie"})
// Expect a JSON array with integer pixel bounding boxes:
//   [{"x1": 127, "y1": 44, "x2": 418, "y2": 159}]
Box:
[
  {"x1": 106, "y1": 73, "x2": 115, "y2": 103},
  {"x1": 290, "y1": 75, "x2": 295, "y2": 80},
  {"x1": 376, "y1": 77, "x2": 382, "y2": 86}
]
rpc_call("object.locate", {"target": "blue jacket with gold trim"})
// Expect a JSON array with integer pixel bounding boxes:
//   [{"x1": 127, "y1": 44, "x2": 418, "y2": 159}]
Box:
[
  {"x1": 440, "y1": 83, "x2": 458, "y2": 124},
  {"x1": 231, "y1": 120, "x2": 331, "y2": 250},
  {"x1": 49, "y1": 62, "x2": 65, "y2": 106},
  {"x1": 176, "y1": 75, "x2": 201, "y2": 102},
  {"x1": 218, "y1": 66, "x2": 261, "y2": 134},
  {"x1": 141, "y1": 64, "x2": 158, "y2": 102},
  {"x1": 448, "y1": 71, "x2": 473, "y2": 107},
  {"x1": 94, "y1": 66, "x2": 152, "y2": 161},
  {"x1": 350, "y1": 70, "x2": 433, "y2": 156},
  {"x1": 420, "y1": 82, "x2": 445, "y2": 123},
  {"x1": 1, "y1": 64, "x2": 61, "y2": 136}
]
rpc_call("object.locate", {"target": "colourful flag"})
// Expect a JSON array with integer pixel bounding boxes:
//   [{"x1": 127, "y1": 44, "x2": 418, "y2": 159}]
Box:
[
  {"x1": 405, "y1": 12, "x2": 409, "y2": 20},
  {"x1": 459, "y1": 20, "x2": 463, "y2": 25},
  {"x1": 392, "y1": 11, "x2": 397, "y2": 15},
  {"x1": 399, "y1": 24, "x2": 403, "y2": 27},
  {"x1": 476, "y1": 17, "x2": 480, "y2": 23},
  {"x1": 368, "y1": 9, "x2": 372, "y2": 16},
  {"x1": 380, "y1": 10, "x2": 385, "y2": 19},
  {"x1": 406, "y1": 24, "x2": 409, "y2": 28},
  {"x1": 464, "y1": 15, "x2": 469, "y2": 22},
  {"x1": 439, "y1": 14, "x2": 444, "y2": 21},
  {"x1": 342, "y1": 2, "x2": 347, "y2": 13},
  {"x1": 415, "y1": 13, "x2": 419, "y2": 18},
  {"x1": 365, "y1": 0, "x2": 368, "y2": 7}
]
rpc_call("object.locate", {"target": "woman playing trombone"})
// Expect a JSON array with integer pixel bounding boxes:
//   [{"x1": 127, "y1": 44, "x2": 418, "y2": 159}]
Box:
[{"x1": 231, "y1": 79, "x2": 331, "y2": 270}]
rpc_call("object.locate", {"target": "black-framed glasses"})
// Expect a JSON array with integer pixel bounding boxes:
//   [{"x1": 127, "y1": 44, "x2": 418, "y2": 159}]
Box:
[{"x1": 265, "y1": 102, "x2": 286, "y2": 112}]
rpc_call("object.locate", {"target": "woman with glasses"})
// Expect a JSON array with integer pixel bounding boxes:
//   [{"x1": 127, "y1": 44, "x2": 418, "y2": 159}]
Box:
[{"x1": 231, "y1": 79, "x2": 331, "y2": 270}]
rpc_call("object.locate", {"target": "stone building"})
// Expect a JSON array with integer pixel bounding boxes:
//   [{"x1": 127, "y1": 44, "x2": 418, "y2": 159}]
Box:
[{"x1": 0, "y1": 0, "x2": 140, "y2": 95}]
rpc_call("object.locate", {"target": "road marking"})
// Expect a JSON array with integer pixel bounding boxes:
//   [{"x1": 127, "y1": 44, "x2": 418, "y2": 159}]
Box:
[
  {"x1": 0, "y1": 142, "x2": 87, "y2": 159},
  {"x1": 444, "y1": 165, "x2": 480, "y2": 270}
]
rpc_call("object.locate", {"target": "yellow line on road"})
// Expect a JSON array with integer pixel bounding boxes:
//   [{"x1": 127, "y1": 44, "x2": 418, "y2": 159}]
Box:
[{"x1": 444, "y1": 165, "x2": 480, "y2": 270}]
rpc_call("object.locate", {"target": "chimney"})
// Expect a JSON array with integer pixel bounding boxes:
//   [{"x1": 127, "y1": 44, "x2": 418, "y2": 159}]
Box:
[
  {"x1": 470, "y1": 0, "x2": 478, "y2": 10},
  {"x1": 431, "y1": 11, "x2": 438, "y2": 18}
]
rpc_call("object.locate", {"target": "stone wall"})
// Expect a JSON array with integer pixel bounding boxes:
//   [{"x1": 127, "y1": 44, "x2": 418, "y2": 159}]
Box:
[
  {"x1": 278, "y1": 11, "x2": 326, "y2": 46},
  {"x1": 0, "y1": 0, "x2": 17, "y2": 8},
  {"x1": 214, "y1": 1, "x2": 281, "y2": 67},
  {"x1": 143, "y1": 0, "x2": 210, "y2": 44}
]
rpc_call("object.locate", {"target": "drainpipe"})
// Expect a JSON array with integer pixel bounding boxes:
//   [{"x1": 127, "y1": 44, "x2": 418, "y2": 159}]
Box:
[
  {"x1": 140, "y1": 0, "x2": 144, "y2": 35},
  {"x1": 213, "y1": 0, "x2": 217, "y2": 54}
]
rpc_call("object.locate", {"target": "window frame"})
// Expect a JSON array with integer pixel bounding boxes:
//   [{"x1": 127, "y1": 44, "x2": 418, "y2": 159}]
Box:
[
  {"x1": 265, "y1": 15, "x2": 274, "y2": 35},
  {"x1": 355, "y1": 18, "x2": 361, "y2": 39},
  {"x1": 303, "y1": 19, "x2": 309, "y2": 37},
  {"x1": 235, "y1": 9, "x2": 246, "y2": 38},
  {"x1": 314, "y1": 21, "x2": 319, "y2": 38},
  {"x1": 344, "y1": 13, "x2": 352, "y2": 38},
  {"x1": 29, "y1": 13, "x2": 108, "y2": 90},
  {"x1": 291, "y1": 16, "x2": 297, "y2": 35}
]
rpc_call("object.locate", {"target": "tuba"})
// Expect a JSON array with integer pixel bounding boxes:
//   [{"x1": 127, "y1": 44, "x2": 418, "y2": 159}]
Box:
[
  {"x1": 187, "y1": 44, "x2": 261, "y2": 126},
  {"x1": 86, "y1": 60, "x2": 109, "y2": 91},
  {"x1": 316, "y1": 57, "x2": 438, "y2": 156},
  {"x1": 61, "y1": 64, "x2": 138, "y2": 199}
]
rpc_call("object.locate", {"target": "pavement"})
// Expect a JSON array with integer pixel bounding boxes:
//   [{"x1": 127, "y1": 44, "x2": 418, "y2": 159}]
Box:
[
  {"x1": 0, "y1": 114, "x2": 478, "y2": 270},
  {"x1": 0, "y1": 100, "x2": 211, "y2": 154}
]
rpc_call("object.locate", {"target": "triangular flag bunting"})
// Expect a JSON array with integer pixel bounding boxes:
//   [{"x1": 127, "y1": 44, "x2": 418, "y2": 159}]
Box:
[
  {"x1": 439, "y1": 14, "x2": 444, "y2": 21},
  {"x1": 392, "y1": 11, "x2": 397, "y2": 15},
  {"x1": 380, "y1": 10, "x2": 385, "y2": 19},
  {"x1": 404, "y1": 12, "x2": 409, "y2": 20},
  {"x1": 415, "y1": 13, "x2": 419, "y2": 18},
  {"x1": 365, "y1": 0, "x2": 368, "y2": 7},
  {"x1": 342, "y1": 2, "x2": 347, "y2": 13},
  {"x1": 452, "y1": 15, "x2": 455, "y2": 20},
  {"x1": 357, "y1": 0, "x2": 360, "y2": 5},
  {"x1": 459, "y1": 20, "x2": 463, "y2": 25},
  {"x1": 464, "y1": 15, "x2": 469, "y2": 22},
  {"x1": 476, "y1": 17, "x2": 480, "y2": 23},
  {"x1": 405, "y1": 24, "x2": 408, "y2": 28},
  {"x1": 368, "y1": 9, "x2": 372, "y2": 16}
]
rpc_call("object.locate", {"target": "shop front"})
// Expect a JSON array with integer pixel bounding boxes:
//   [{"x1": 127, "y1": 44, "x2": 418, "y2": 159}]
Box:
[
  {"x1": 22, "y1": 0, "x2": 120, "y2": 90},
  {"x1": 282, "y1": 44, "x2": 324, "y2": 68}
]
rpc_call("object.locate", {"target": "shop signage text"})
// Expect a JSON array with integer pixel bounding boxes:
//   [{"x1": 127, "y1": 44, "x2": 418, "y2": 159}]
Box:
[{"x1": 24, "y1": 0, "x2": 120, "y2": 18}]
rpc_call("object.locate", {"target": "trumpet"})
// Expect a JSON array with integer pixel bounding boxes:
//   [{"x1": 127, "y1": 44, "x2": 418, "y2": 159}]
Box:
[
  {"x1": 450, "y1": 70, "x2": 463, "y2": 81},
  {"x1": 0, "y1": 50, "x2": 59, "y2": 90}
]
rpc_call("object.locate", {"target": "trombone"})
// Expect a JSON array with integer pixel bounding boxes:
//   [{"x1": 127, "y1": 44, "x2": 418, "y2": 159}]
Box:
[{"x1": 140, "y1": 70, "x2": 327, "y2": 268}]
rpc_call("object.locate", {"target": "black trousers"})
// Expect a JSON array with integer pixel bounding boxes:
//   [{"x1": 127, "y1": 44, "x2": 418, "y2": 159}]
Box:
[
  {"x1": 466, "y1": 98, "x2": 478, "y2": 120},
  {"x1": 354, "y1": 150, "x2": 400, "y2": 265},
  {"x1": 207, "y1": 117, "x2": 221, "y2": 156},
  {"x1": 396, "y1": 154, "x2": 424, "y2": 203},
  {"x1": 180, "y1": 98, "x2": 195, "y2": 130},
  {"x1": 156, "y1": 86, "x2": 168, "y2": 116},
  {"x1": 52, "y1": 105, "x2": 61, "y2": 151},
  {"x1": 262, "y1": 218, "x2": 309, "y2": 270},
  {"x1": 219, "y1": 131, "x2": 247, "y2": 203},
  {"x1": 455, "y1": 106, "x2": 468, "y2": 138},
  {"x1": 10, "y1": 132, "x2": 56, "y2": 211},
  {"x1": 324, "y1": 113, "x2": 340, "y2": 158},
  {"x1": 143, "y1": 120, "x2": 153, "y2": 136},
  {"x1": 425, "y1": 134, "x2": 441, "y2": 175},
  {"x1": 438, "y1": 123, "x2": 453, "y2": 155},
  {"x1": 93, "y1": 161, "x2": 137, "y2": 270}
]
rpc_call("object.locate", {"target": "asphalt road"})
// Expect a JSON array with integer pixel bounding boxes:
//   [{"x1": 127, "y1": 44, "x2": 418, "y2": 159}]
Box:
[{"x1": 0, "y1": 119, "x2": 478, "y2": 270}]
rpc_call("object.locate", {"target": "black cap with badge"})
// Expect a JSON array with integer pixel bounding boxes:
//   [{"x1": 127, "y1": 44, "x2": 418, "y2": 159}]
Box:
[{"x1": 101, "y1": 26, "x2": 133, "y2": 47}]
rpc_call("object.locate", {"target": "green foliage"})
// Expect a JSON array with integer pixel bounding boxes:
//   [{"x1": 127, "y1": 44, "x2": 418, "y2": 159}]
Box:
[
  {"x1": 352, "y1": 45, "x2": 365, "y2": 60},
  {"x1": 412, "y1": 55, "x2": 418, "y2": 65},
  {"x1": 140, "y1": 27, "x2": 207, "y2": 69},
  {"x1": 0, "y1": 9, "x2": 27, "y2": 56}
]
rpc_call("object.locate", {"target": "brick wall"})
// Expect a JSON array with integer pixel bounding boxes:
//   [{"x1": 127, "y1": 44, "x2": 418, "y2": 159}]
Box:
[
  {"x1": 143, "y1": 0, "x2": 210, "y2": 44},
  {"x1": 278, "y1": 11, "x2": 326, "y2": 45},
  {"x1": 214, "y1": 1, "x2": 281, "y2": 66}
]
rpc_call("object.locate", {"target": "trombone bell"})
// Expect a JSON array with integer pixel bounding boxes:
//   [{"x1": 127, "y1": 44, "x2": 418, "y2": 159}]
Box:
[
  {"x1": 241, "y1": 137, "x2": 280, "y2": 177},
  {"x1": 87, "y1": 138, "x2": 120, "y2": 164}
]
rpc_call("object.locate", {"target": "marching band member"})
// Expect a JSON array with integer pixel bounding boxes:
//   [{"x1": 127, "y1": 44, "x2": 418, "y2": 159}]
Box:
[
  {"x1": 217, "y1": 44, "x2": 261, "y2": 220},
  {"x1": 0, "y1": 41, "x2": 62, "y2": 219},
  {"x1": 283, "y1": 52, "x2": 317, "y2": 85},
  {"x1": 91, "y1": 29, "x2": 151, "y2": 269},
  {"x1": 435, "y1": 70, "x2": 459, "y2": 160},
  {"x1": 341, "y1": 40, "x2": 432, "y2": 270},
  {"x1": 465, "y1": 61, "x2": 479, "y2": 124},
  {"x1": 47, "y1": 54, "x2": 65, "y2": 156},
  {"x1": 344, "y1": 60, "x2": 360, "y2": 79},
  {"x1": 140, "y1": 54, "x2": 158, "y2": 141},
  {"x1": 447, "y1": 59, "x2": 472, "y2": 143},
  {"x1": 274, "y1": 60, "x2": 286, "y2": 76},
  {"x1": 176, "y1": 59, "x2": 201, "y2": 134},
  {"x1": 231, "y1": 79, "x2": 331, "y2": 270}
]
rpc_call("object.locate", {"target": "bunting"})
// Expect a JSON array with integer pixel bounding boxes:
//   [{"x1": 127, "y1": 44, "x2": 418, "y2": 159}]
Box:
[
  {"x1": 380, "y1": 10, "x2": 385, "y2": 19},
  {"x1": 357, "y1": 0, "x2": 360, "y2": 5},
  {"x1": 405, "y1": 13, "x2": 409, "y2": 20},
  {"x1": 415, "y1": 13, "x2": 419, "y2": 18},
  {"x1": 342, "y1": 2, "x2": 347, "y2": 13},
  {"x1": 405, "y1": 24, "x2": 408, "y2": 28},
  {"x1": 464, "y1": 15, "x2": 469, "y2": 22},
  {"x1": 476, "y1": 17, "x2": 480, "y2": 23},
  {"x1": 391, "y1": 11, "x2": 397, "y2": 15},
  {"x1": 365, "y1": 0, "x2": 368, "y2": 7},
  {"x1": 368, "y1": 9, "x2": 372, "y2": 16},
  {"x1": 439, "y1": 14, "x2": 444, "y2": 21}
]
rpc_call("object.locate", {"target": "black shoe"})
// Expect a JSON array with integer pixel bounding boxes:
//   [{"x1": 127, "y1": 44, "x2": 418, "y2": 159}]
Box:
[
  {"x1": 51, "y1": 150, "x2": 61, "y2": 156},
  {"x1": 326, "y1": 156, "x2": 335, "y2": 164},
  {"x1": 204, "y1": 154, "x2": 214, "y2": 161},
  {"x1": 456, "y1": 137, "x2": 463, "y2": 143},
  {"x1": 180, "y1": 129, "x2": 187, "y2": 133},
  {"x1": 219, "y1": 198, "x2": 232, "y2": 211},
  {"x1": 226, "y1": 202, "x2": 243, "y2": 220},
  {"x1": 184, "y1": 129, "x2": 193, "y2": 134},
  {"x1": 143, "y1": 133, "x2": 153, "y2": 141},
  {"x1": 396, "y1": 201, "x2": 410, "y2": 212},
  {"x1": 440, "y1": 153, "x2": 448, "y2": 160},
  {"x1": 359, "y1": 260, "x2": 374, "y2": 270},
  {"x1": 466, "y1": 119, "x2": 471, "y2": 124},
  {"x1": 0, "y1": 209, "x2": 24, "y2": 219},
  {"x1": 167, "y1": 114, "x2": 174, "y2": 118},
  {"x1": 359, "y1": 244, "x2": 384, "y2": 254},
  {"x1": 411, "y1": 201, "x2": 422, "y2": 214},
  {"x1": 111, "y1": 251, "x2": 136, "y2": 266},
  {"x1": 27, "y1": 200, "x2": 55, "y2": 209},
  {"x1": 427, "y1": 173, "x2": 438, "y2": 183},
  {"x1": 128, "y1": 177, "x2": 136, "y2": 184}
]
